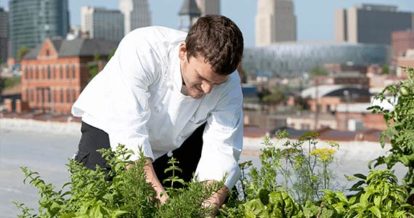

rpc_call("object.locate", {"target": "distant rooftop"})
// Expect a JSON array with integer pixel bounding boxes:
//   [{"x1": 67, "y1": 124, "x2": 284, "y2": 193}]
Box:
[
  {"x1": 336, "y1": 103, "x2": 371, "y2": 113},
  {"x1": 82, "y1": 6, "x2": 122, "y2": 13},
  {"x1": 301, "y1": 85, "x2": 371, "y2": 99},
  {"x1": 24, "y1": 38, "x2": 118, "y2": 59},
  {"x1": 358, "y1": 4, "x2": 398, "y2": 12}
]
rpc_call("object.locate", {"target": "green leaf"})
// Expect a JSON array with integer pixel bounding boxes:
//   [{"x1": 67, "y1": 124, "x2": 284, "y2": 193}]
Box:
[
  {"x1": 369, "y1": 206, "x2": 382, "y2": 218},
  {"x1": 353, "y1": 173, "x2": 367, "y2": 180}
]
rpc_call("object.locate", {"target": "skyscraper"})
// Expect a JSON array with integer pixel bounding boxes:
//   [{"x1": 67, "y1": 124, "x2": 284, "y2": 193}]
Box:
[
  {"x1": 255, "y1": 0, "x2": 297, "y2": 46},
  {"x1": 196, "y1": 0, "x2": 220, "y2": 15},
  {"x1": 0, "y1": 7, "x2": 8, "y2": 63},
  {"x1": 335, "y1": 4, "x2": 413, "y2": 45},
  {"x1": 9, "y1": 0, "x2": 69, "y2": 59},
  {"x1": 119, "y1": 0, "x2": 151, "y2": 35},
  {"x1": 178, "y1": 0, "x2": 201, "y2": 32},
  {"x1": 81, "y1": 6, "x2": 124, "y2": 43}
]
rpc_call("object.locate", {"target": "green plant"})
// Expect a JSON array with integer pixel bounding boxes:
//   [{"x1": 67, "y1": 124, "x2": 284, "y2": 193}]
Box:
[
  {"x1": 368, "y1": 67, "x2": 414, "y2": 194},
  {"x1": 162, "y1": 157, "x2": 185, "y2": 189},
  {"x1": 278, "y1": 131, "x2": 337, "y2": 204},
  {"x1": 16, "y1": 145, "x2": 224, "y2": 217},
  {"x1": 88, "y1": 53, "x2": 102, "y2": 80},
  {"x1": 220, "y1": 131, "x2": 339, "y2": 217},
  {"x1": 17, "y1": 46, "x2": 30, "y2": 62},
  {"x1": 262, "y1": 86, "x2": 286, "y2": 105},
  {"x1": 16, "y1": 145, "x2": 156, "y2": 217},
  {"x1": 3, "y1": 76, "x2": 21, "y2": 88},
  {"x1": 347, "y1": 170, "x2": 414, "y2": 217}
]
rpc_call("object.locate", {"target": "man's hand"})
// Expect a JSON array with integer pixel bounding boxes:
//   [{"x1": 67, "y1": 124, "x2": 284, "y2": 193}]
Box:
[
  {"x1": 127, "y1": 158, "x2": 169, "y2": 204},
  {"x1": 202, "y1": 181, "x2": 229, "y2": 216}
]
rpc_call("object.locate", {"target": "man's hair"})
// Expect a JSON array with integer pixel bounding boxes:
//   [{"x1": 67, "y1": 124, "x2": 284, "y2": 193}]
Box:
[{"x1": 185, "y1": 15, "x2": 244, "y2": 76}]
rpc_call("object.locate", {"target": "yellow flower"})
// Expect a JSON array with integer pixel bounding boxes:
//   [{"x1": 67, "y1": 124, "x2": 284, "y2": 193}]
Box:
[{"x1": 310, "y1": 147, "x2": 336, "y2": 162}]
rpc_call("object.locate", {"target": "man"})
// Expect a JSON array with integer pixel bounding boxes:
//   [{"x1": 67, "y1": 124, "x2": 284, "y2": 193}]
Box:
[{"x1": 72, "y1": 15, "x2": 244, "y2": 211}]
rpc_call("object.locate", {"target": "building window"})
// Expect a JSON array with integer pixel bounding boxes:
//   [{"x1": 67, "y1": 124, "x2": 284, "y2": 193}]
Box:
[
  {"x1": 48, "y1": 89, "x2": 52, "y2": 103},
  {"x1": 66, "y1": 64, "x2": 70, "y2": 79},
  {"x1": 41, "y1": 66, "x2": 45, "y2": 80},
  {"x1": 46, "y1": 49, "x2": 49, "y2": 56},
  {"x1": 72, "y1": 65, "x2": 76, "y2": 79},
  {"x1": 38, "y1": 66, "x2": 42, "y2": 80},
  {"x1": 66, "y1": 89, "x2": 70, "y2": 103},
  {"x1": 30, "y1": 90, "x2": 34, "y2": 101},
  {"x1": 60, "y1": 65, "x2": 63, "y2": 79},
  {"x1": 29, "y1": 66, "x2": 33, "y2": 79},
  {"x1": 53, "y1": 66, "x2": 56, "y2": 79},
  {"x1": 72, "y1": 89, "x2": 77, "y2": 101},
  {"x1": 35, "y1": 66, "x2": 39, "y2": 80},
  {"x1": 54, "y1": 89, "x2": 58, "y2": 103},
  {"x1": 60, "y1": 89, "x2": 64, "y2": 103},
  {"x1": 47, "y1": 65, "x2": 51, "y2": 79},
  {"x1": 55, "y1": 65, "x2": 59, "y2": 79},
  {"x1": 24, "y1": 68, "x2": 29, "y2": 79}
]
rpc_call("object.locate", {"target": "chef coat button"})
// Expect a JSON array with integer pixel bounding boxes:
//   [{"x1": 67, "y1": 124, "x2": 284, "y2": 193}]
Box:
[{"x1": 154, "y1": 105, "x2": 161, "y2": 113}]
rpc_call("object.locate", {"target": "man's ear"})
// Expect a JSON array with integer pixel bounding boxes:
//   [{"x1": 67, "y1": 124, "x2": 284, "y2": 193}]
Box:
[{"x1": 179, "y1": 43, "x2": 187, "y2": 61}]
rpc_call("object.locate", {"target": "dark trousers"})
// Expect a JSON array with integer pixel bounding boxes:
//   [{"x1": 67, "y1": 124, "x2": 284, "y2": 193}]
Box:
[{"x1": 75, "y1": 122, "x2": 205, "y2": 186}]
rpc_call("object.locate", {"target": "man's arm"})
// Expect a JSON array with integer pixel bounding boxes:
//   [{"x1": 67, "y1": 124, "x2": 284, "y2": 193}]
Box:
[
  {"x1": 195, "y1": 74, "x2": 244, "y2": 213},
  {"x1": 143, "y1": 159, "x2": 169, "y2": 204},
  {"x1": 127, "y1": 158, "x2": 168, "y2": 204},
  {"x1": 203, "y1": 182, "x2": 229, "y2": 215}
]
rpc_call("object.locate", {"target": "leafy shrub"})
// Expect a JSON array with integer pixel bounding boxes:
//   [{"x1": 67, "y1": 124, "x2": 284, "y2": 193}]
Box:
[
  {"x1": 368, "y1": 67, "x2": 414, "y2": 190},
  {"x1": 16, "y1": 145, "x2": 221, "y2": 217}
]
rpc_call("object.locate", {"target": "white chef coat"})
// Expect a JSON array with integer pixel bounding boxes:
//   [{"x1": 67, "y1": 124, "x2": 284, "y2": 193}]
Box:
[{"x1": 71, "y1": 26, "x2": 243, "y2": 189}]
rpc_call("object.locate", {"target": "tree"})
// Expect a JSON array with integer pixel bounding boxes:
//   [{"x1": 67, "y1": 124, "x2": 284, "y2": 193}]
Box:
[
  {"x1": 309, "y1": 66, "x2": 328, "y2": 77},
  {"x1": 262, "y1": 86, "x2": 285, "y2": 105},
  {"x1": 17, "y1": 47, "x2": 30, "y2": 62},
  {"x1": 381, "y1": 64, "x2": 389, "y2": 75},
  {"x1": 107, "y1": 48, "x2": 116, "y2": 61},
  {"x1": 0, "y1": 76, "x2": 5, "y2": 95},
  {"x1": 88, "y1": 53, "x2": 101, "y2": 80}
]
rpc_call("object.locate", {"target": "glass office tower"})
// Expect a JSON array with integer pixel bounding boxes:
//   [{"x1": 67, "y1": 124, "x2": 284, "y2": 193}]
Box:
[{"x1": 9, "y1": 0, "x2": 69, "y2": 59}]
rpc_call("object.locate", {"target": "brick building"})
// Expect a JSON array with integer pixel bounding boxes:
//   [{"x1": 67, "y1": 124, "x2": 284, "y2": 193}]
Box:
[
  {"x1": 324, "y1": 63, "x2": 367, "y2": 74},
  {"x1": 335, "y1": 103, "x2": 387, "y2": 131},
  {"x1": 20, "y1": 38, "x2": 117, "y2": 114},
  {"x1": 391, "y1": 30, "x2": 414, "y2": 63},
  {"x1": 313, "y1": 72, "x2": 370, "y2": 89},
  {"x1": 396, "y1": 49, "x2": 414, "y2": 78}
]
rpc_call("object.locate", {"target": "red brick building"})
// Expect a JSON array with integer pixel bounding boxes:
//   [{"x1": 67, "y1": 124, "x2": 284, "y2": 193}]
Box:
[
  {"x1": 335, "y1": 103, "x2": 387, "y2": 131},
  {"x1": 396, "y1": 49, "x2": 414, "y2": 77},
  {"x1": 391, "y1": 30, "x2": 414, "y2": 64},
  {"x1": 20, "y1": 38, "x2": 117, "y2": 114}
]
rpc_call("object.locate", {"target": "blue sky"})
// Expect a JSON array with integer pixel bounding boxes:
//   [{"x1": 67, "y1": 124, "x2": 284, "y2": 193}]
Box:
[{"x1": 1, "y1": 0, "x2": 413, "y2": 47}]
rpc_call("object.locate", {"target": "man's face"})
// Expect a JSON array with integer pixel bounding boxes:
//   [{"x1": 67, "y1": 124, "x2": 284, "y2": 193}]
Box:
[{"x1": 179, "y1": 43, "x2": 228, "y2": 99}]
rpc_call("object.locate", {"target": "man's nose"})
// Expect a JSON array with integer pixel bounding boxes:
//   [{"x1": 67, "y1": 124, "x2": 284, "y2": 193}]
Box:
[{"x1": 201, "y1": 82, "x2": 213, "y2": 94}]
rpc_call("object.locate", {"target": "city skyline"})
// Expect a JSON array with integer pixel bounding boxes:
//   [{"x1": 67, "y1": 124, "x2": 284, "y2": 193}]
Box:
[{"x1": 1, "y1": 0, "x2": 414, "y2": 47}]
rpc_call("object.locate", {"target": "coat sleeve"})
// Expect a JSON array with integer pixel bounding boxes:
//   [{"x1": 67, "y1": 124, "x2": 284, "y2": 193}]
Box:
[{"x1": 194, "y1": 75, "x2": 243, "y2": 189}]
